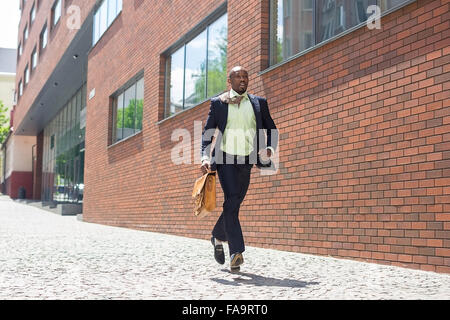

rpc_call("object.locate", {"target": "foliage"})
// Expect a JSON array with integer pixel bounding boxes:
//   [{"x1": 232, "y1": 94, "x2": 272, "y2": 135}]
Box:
[
  {"x1": 276, "y1": 39, "x2": 283, "y2": 65},
  {"x1": 190, "y1": 25, "x2": 228, "y2": 105},
  {"x1": 116, "y1": 99, "x2": 144, "y2": 132},
  {"x1": 0, "y1": 100, "x2": 10, "y2": 145}
]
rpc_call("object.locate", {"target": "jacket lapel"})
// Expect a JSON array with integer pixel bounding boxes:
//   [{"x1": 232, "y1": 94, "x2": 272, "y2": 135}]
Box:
[
  {"x1": 219, "y1": 99, "x2": 228, "y2": 133},
  {"x1": 248, "y1": 94, "x2": 263, "y2": 130}
]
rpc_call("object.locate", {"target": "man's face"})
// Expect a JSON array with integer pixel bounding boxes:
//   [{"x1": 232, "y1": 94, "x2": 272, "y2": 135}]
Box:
[{"x1": 228, "y1": 69, "x2": 249, "y2": 94}]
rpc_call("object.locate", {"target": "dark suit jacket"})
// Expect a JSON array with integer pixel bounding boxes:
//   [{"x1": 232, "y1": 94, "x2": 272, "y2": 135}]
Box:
[{"x1": 201, "y1": 93, "x2": 278, "y2": 171}]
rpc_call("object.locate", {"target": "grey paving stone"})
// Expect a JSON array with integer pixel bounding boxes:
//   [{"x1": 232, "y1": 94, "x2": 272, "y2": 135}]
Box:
[{"x1": 0, "y1": 195, "x2": 449, "y2": 300}]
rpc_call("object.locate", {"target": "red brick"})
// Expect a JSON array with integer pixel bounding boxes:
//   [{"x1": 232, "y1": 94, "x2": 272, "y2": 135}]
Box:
[
  {"x1": 436, "y1": 248, "x2": 450, "y2": 257},
  {"x1": 436, "y1": 214, "x2": 450, "y2": 221}
]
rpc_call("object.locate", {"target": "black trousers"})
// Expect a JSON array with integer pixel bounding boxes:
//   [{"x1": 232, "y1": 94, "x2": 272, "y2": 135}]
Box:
[{"x1": 212, "y1": 152, "x2": 252, "y2": 255}]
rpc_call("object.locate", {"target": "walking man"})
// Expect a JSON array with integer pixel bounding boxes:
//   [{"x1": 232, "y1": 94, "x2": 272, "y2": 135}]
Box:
[{"x1": 200, "y1": 66, "x2": 278, "y2": 272}]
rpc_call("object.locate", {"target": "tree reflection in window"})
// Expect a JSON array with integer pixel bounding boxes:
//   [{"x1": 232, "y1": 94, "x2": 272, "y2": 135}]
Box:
[{"x1": 166, "y1": 13, "x2": 227, "y2": 118}]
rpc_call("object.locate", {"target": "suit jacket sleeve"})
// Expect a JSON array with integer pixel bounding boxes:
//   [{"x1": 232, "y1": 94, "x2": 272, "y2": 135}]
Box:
[
  {"x1": 201, "y1": 99, "x2": 218, "y2": 162},
  {"x1": 260, "y1": 98, "x2": 278, "y2": 152}
]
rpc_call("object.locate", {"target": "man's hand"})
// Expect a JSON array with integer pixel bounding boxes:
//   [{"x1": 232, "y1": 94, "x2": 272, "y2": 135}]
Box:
[
  {"x1": 259, "y1": 148, "x2": 273, "y2": 162},
  {"x1": 200, "y1": 160, "x2": 210, "y2": 174}
]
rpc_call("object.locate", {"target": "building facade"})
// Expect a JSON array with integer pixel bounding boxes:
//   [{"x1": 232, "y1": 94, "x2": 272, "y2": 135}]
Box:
[
  {"x1": 0, "y1": 47, "x2": 17, "y2": 193},
  {"x1": 14, "y1": 0, "x2": 450, "y2": 273},
  {"x1": 0, "y1": 47, "x2": 37, "y2": 199}
]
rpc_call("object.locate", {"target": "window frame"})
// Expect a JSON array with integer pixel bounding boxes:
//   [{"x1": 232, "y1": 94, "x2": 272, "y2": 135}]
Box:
[
  {"x1": 110, "y1": 71, "x2": 145, "y2": 146},
  {"x1": 162, "y1": 3, "x2": 228, "y2": 120}
]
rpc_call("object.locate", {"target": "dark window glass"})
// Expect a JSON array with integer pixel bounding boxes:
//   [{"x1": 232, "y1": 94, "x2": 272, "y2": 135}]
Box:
[
  {"x1": 271, "y1": 0, "x2": 409, "y2": 65},
  {"x1": 271, "y1": 0, "x2": 314, "y2": 65},
  {"x1": 316, "y1": 0, "x2": 377, "y2": 43},
  {"x1": 32, "y1": 47, "x2": 38, "y2": 70},
  {"x1": 30, "y1": 2, "x2": 36, "y2": 24},
  {"x1": 380, "y1": 0, "x2": 409, "y2": 11},
  {"x1": 40, "y1": 24, "x2": 48, "y2": 49},
  {"x1": 52, "y1": 0, "x2": 61, "y2": 26},
  {"x1": 24, "y1": 65, "x2": 29, "y2": 84},
  {"x1": 24, "y1": 24, "x2": 28, "y2": 42}
]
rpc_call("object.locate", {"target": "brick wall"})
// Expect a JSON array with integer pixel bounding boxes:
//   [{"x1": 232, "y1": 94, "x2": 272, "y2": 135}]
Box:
[
  {"x1": 83, "y1": 0, "x2": 450, "y2": 273},
  {"x1": 7, "y1": 171, "x2": 33, "y2": 199}
]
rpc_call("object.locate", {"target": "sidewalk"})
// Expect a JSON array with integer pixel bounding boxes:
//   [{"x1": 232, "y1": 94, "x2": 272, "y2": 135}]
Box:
[{"x1": 0, "y1": 194, "x2": 449, "y2": 300}]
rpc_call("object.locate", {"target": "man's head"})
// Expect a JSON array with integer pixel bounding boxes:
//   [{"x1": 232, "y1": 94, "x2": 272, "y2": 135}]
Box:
[{"x1": 228, "y1": 66, "x2": 249, "y2": 95}]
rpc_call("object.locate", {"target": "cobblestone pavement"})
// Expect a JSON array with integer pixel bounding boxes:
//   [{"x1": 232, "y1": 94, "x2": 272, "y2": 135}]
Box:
[{"x1": 1, "y1": 195, "x2": 449, "y2": 300}]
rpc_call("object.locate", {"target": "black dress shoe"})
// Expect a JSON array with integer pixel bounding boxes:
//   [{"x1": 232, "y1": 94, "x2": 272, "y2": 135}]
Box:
[{"x1": 211, "y1": 236, "x2": 225, "y2": 265}]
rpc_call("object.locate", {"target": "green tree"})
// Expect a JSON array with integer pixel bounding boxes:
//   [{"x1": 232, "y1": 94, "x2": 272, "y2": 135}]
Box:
[
  {"x1": 207, "y1": 31, "x2": 227, "y2": 97},
  {"x1": 0, "y1": 100, "x2": 10, "y2": 145},
  {"x1": 276, "y1": 38, "x2": 283, "y2": 64},
  {"x1": 116, "y1": 98, "x2": 143, "y2": 134}
]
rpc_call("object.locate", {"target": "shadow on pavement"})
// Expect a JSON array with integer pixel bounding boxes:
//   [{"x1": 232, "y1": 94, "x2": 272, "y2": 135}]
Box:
[{"x1": 211, "y1": 270, "x2": 320, "y2": 288}]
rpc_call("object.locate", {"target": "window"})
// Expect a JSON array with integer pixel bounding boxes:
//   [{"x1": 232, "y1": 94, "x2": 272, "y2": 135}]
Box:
[
  {"x1": 18, "y1": 42, "x2": 22, "y2": 57},
  {"x1": 316, "y1": 0, "x2": 378, "y2": 43},
  {"x1": 52, "y1": 0, "x2": 61, "y2": 26},
  {"x1": 24, "y1": 24, "x2": 28, "y2": 42},
  {"x1": 32, "y1": 46, "x2": 38, "y2": 70},
  {"x1": 40, "y1": 23, "x2": 48, "y2": 50},
  {"x1": 19, "y1": 80, "x2": 23, "y2": 97},
  {"x1": 271, "y1": 0, "x2": 411, "y2": 65},
  {"x1": 165, "y1": 12, "x2": 227, "y2": 118},
  {"x1": 380, "y1": 0, "x2": 410, "y2": 11},
  {"x1": 30, "y1": 2, "x2": 36, "y2": 25},
  {"x1": 24, "y1": 64, "x2": 30, "y2": 85},
  {"x1": 112, "y1": 76, "x2": 144, "y2": 143},
  {"x1": 304, "y1": 0, "x2": 313, "y2": 10},
  {"x1": 93, "y1": 0, "x2": 123, "y2": 45},
  {"x1": 107, "y1": 0, "x2": 117, "y2": 25}
]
